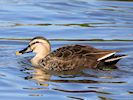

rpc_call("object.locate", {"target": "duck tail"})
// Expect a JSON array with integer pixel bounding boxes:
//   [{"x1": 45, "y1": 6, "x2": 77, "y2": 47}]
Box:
[
  {"x1": 104, "y1": 54, "x2": 127, "y2": 65},
  {"x1": 97, "y1": 54, "x2": 127, "y2": 70}
]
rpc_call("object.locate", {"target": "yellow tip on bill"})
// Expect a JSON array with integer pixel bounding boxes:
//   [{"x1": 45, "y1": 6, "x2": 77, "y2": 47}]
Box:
[{"x1": 16, "y1": 51, "x2": 22, "y2": 55}]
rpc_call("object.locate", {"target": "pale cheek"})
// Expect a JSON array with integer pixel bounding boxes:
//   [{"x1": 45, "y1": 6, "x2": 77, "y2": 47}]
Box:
[{"x1": 33, "y1": 47, "x2": 42, "y2": 53}]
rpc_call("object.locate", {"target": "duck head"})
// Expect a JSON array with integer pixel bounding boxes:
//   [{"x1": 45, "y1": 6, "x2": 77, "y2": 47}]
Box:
[{"x1": 16, "y1": 36, "x2": 51, "y2": 66}]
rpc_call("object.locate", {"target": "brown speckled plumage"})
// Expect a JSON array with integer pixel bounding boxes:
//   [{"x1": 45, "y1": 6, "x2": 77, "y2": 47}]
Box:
[{"x1": 39, "y1": 45, "x2": 121, "y2": 71}]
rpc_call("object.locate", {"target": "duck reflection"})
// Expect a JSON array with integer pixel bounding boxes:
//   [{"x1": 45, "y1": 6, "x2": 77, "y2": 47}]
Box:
[
  {"x1": 23, "y1": 67, "x2": 90, "y2": 83},
  {"x1": 22, "y1": 67, "x2": 51, "y2": 86},
  {"x1": 22, "y1": 65, "x2": 126, "y2": 85}
]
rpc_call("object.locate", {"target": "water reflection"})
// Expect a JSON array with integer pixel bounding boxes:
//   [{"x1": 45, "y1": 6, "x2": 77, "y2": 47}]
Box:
[{"x1": 25, "y1": 68, "x2": 51, "y2": 87}]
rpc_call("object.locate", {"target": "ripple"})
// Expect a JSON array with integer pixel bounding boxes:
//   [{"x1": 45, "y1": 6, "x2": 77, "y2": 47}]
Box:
[
  {"x1": 53, "y1": 88, "x2": 112, "y2": 95},
  {"x1": 0, "y1": 22, "x2": 133, "y2": 28},
  {"x1": 49, "y1": 79, "x2": 126, "y2": 84}
]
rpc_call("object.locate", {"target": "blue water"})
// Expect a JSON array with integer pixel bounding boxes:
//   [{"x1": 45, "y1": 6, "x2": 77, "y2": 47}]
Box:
[
  {"x1": 0, "y1": 0, "x2": 133, "y2": 100},
  {"x1": 0, "y1": 0, "x2": 133, "y2": 39}
]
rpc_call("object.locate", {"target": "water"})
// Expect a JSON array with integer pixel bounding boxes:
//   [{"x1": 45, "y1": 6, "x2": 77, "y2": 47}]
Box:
[{"x1": 0, "y1": 0, "x2": 133, "y2": 100}]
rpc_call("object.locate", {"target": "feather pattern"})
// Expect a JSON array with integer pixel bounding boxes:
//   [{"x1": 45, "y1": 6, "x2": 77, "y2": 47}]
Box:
[{"x1": 39, "y1": 45, "x2": 121, "y2": 71}]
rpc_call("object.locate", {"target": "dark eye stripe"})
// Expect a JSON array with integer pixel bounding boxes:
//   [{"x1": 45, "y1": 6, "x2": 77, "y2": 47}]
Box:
[{"x1": 29, "y1": 41, "x2": 40, "y2": 47}]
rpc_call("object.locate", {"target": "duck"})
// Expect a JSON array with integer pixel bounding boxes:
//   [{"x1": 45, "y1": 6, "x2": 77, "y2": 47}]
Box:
[{"x1": 16, "y1": 36, "x2": 127, "y2": 71}]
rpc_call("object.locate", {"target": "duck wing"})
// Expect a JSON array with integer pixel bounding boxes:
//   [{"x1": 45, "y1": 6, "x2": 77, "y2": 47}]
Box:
[{"x1": 39, "y1": 45, "x2": 122, "y2": 71}]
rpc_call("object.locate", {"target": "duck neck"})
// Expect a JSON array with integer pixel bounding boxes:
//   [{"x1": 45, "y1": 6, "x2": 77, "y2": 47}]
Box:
[{"x1": 31, "y1": 45, "x2": 51, "y2": 66}]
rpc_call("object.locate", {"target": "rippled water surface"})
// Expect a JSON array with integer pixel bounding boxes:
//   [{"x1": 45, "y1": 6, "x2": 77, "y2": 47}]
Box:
[{"x1": 0, "y1": 0, "x2": 133, "y2": 100}]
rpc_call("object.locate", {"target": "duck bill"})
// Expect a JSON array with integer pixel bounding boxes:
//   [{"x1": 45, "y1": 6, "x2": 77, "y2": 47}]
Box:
[{"x1": 16, "y1": 46, "x2": 32, "y2": 55}]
